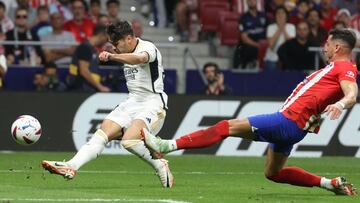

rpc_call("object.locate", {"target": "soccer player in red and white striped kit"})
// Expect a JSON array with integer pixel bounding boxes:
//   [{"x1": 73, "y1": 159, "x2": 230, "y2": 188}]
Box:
[{"x1": 143, "y1": 29, "x2": 358, "y2": 196}]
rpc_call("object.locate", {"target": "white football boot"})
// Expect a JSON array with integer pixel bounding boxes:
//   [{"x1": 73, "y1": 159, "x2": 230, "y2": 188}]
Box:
[
  {"x1": 328, "y1": 177, "x2": 357, "y2": 196},
  {"x1": 155, "y1": 159, "x2": 174, "y2": 188},
  {"x1": 41, "y1": 160, "x2": 77, "y2": 180}
]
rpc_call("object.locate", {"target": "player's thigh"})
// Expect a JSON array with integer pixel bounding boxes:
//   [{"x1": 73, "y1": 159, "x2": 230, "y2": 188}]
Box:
[
  {"x1": 228, "y1": 118, "x2": 256, "y2": 140},
  {"x1": 264, "y1": 147, "x2": 288, "y2": 177},
  {"x1": 122, "y1": 119, "x2": 147, "y2": 140},
  {"x1": 103, "y1": 103, "x2": 133, "y2": 141},
  {"x1": 100, "y1": 119, "x2": 123, "y2": 141}
]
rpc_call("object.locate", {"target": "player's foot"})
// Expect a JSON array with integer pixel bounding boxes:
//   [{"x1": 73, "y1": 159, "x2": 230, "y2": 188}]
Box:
[
  {"x1": 141, "y1": 128, "x2": 173, "y2": 154},
  {"x1": 155, "y1": 159, "x2": 174, "y2": 188},
  {"x1": 329, "y1": 177, "x2": 357, "y2": 196},
  {"x1": 41, "y1": 160, "x2": 77, "y2": 180}
]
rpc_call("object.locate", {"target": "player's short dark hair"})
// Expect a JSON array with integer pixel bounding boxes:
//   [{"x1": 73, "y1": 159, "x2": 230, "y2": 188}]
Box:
[
  {"x1": 106, "y1": 21, "x2": 134, "y2": 43},
  {"x1": 107, "y1": 0, "x2": 120, "y2": 7},
  {"x1": 203, "y1": 62, "x2": 220, "y2": 74},
  {"x1": 0, "y1": 1, "x2": 6, "y2": 10},
  {"x1": 329, "y1": 29, "x2": 357, "y2": 50},
  {"x1": 93, "y1": 24, "x2": 107, "y2": 36}
]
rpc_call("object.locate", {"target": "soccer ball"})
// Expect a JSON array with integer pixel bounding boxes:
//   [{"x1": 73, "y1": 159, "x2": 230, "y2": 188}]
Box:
[{"x1": 11, "y1": 115, "x2": 42, "y2": 145}]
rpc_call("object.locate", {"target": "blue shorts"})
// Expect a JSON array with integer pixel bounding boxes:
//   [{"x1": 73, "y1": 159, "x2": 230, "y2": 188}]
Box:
[{"x1": 248, "y1": 112, "x2": 307, "y2": 156}]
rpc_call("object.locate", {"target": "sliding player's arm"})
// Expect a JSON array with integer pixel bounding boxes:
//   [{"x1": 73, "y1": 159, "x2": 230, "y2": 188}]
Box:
[
  {"x1": 324, "y1": 80, "x2": 358, "y2": 120},
  {"x1": 99, "y1": 51, "x2": 149, "y2": 65}
]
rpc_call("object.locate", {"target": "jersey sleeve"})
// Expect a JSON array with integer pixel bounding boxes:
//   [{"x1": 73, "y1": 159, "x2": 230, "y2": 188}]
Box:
[
  {"x1": 337, "y1": 63, "x2": 358, "y2": 82},
  {"x1": 138, "y1": 42, "x2": 157, "y2": 63}
]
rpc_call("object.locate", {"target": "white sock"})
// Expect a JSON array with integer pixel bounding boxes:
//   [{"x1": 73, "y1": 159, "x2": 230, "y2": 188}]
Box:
[
  {"x1": 122, "y1": 140, "x2": 162, "y2": 170},
  {"x1": 67, "y1": 129, "x2": 108, "y2": 170},
  {"x1": 320, "y1": 177, "x2": 334, "y2": 190},
  {"x1": 168, "y1": 140, "x2": 177, "y2": 152}
]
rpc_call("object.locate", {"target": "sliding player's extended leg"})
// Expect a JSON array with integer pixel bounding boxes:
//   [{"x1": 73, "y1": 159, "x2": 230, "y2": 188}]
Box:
[
  {"x1": 265, "y1": 146, "x2": 357, "y2": 196},
  {"x1": 142, "y1": 118, "x2": 254, "y2": 154}
]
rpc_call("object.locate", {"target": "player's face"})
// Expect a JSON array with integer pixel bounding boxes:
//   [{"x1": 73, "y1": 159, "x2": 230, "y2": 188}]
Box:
[
  {"x1": 113, "y1": 35, "x2": 132, "y2": 53},
  {"x1": 323, "y1": 35, "x2": 337, "y2": 61}
]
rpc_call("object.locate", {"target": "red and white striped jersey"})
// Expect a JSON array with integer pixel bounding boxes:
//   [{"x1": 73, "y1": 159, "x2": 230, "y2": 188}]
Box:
[{"x1": 280, "y1": 61, "x2": 358, "y2": 133}]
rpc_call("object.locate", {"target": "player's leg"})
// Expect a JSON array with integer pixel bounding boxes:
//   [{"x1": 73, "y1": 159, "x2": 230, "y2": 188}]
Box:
[
  {"x1": 265, "y1": 147, "x2": 357, "y2": 195},
  {"x1": 142, "y1": 117, "x2": 255, "y2": 153},
  {"x1": 41, "y1": 119, "x2": 123, "y2": 179},
  {"x1": 121, "y1": 119, "x2": 174, "y2": 188}
]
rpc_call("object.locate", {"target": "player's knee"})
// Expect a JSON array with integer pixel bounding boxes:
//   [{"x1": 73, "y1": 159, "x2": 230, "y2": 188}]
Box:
[
  {"x1": 121, "y1": 139, "x2": 141, "y2": 149},
  {"x1": 94, "y1": 129, "x2": 109, "y2": 143}
]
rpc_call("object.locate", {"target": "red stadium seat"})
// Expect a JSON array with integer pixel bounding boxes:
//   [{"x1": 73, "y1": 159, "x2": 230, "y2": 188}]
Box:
[
  {"x1": 199, "y1": 1, "x2": 230, "y2": 32},
  {"x1": 218, "y1": 11, "x2": 240, "y2": 46}
]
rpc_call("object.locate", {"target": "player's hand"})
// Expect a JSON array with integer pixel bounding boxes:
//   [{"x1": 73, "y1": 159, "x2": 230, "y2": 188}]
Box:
[
  {"x1": 323, "y1": 103, "x2": 343, "y2": 120},
  {"x1": 99, "y1": 51, "x2": 113, "y2": 62}
]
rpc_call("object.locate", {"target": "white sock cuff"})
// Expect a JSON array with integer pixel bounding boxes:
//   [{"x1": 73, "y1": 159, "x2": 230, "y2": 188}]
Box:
[
  {"x1": 121, "y1": 139, "x2": 142, "y2": 148},
  {"x1": 94, "y1": 129, "x2": 109, "y2": 143}
]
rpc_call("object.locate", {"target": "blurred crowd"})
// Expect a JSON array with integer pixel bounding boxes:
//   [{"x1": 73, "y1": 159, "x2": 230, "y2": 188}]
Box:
[{"x1": 0, "y1": 0, "x2": 359, "y2": 93}]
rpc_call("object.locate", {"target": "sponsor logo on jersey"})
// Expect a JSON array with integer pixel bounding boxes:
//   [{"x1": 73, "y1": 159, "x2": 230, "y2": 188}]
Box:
[
  {"x1": 345, "y1": 71, "x2": 355, "y2": 79},
  {"x1": 124, "y1": 67, "x2": 138, "y2": 81}
]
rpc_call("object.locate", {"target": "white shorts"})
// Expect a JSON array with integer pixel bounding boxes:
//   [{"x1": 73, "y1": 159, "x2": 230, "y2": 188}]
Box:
[{"x1": 105, "y1": 97, "x2": 166, "y2": 136}]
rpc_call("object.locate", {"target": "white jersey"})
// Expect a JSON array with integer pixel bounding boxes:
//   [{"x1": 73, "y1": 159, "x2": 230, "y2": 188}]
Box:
[{"x1": 123, "y1": 38, "x2": 167, "y2": 109}]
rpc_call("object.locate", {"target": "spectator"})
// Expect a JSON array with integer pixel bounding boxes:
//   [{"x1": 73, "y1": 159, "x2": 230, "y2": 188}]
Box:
[
  {"x1": 265, "y1": 0, "x2": 285, "y2": 22},
  {"x1": 31, "y1": 5, "x2": 52, "y2": 39},
  {"x1": 202, "y1": 62, "x2": 231, "y2": 96},
  {"x1": 33, "y1": 62, "x2": 66, "y2": 91},
  {"x1": 333, "y1": 21, "x2": 346, "y2": 30},
  {"x1": 289, "y1": 0, "x2": 310, "y2": 25},
  {"x1": 8, "y1": 0, "x2": 37, "y2": 26},
  {"x1": 132, "y1": 19, "x2": 143, "y2": 38},
  {"x1": 332, "y1": 0, "x2": 357, "y2": 15},
  {"x1": 90, "y1": 0, "x2": 102, "y2": 24},
  {"x1": 4, "y1": 7, "x2": 41, "y2": 65},
  {"x1": 66, "y1": 24, "x2": 109, "y2": 92},
  {"x1": 277, "y1": 21, "x2": 316, "y2": 70},
  {"x1": 0, "y1": 54, "x2": 7, "y2": 89},
  {"x1": 98, "y1": 14, "x2": 110, "y2": 26},
  {"x1": 233, "y1": 0, "x2": 267, "y2": 69},
  {"x1": 106, "y1": 0, "x2": 120, "y2": 24},
  {"x1": 0, "y1": 1, "x2": 13, "y2": 55},
  {"x1": 351, "y1": 0, "x2": 360, "y2": 32},
  {"x1": 49, "y1": 0, "x2": 73, "y2": 21},
  {"x1": 40, "y1": 11, "x2": 76, "y2": 64},
  {"x1": 335, "y1": 9, "x2": 360, "y2": 45},
  {"x1": 0, "y1": 1, "x2": 14, "y2": 34},
  {"x1": 64, "y1": 0, "x2": 95, "y2": 43},
  {"x1": 264, "y1": 6, "x2": 295, "y2": 70},
  {"x1": 319, "y1": 0, "x2": 337, "y2": 31},
  {"x1": 306, "y1": 8, "x2": 328, "y2": 46},
  {"x1": 175, "y1": 0, "x2": 190, "y2": 42}
]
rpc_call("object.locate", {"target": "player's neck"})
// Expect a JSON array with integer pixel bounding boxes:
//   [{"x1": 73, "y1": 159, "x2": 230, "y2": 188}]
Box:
[{"x1": 329, "y1": 55, "x2": 351, "y2": 63}]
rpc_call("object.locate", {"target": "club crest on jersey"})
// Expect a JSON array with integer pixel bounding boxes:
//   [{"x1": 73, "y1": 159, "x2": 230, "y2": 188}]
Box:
[{"x1": 345, "y1": 71, "x2": 355, "y2": 79}]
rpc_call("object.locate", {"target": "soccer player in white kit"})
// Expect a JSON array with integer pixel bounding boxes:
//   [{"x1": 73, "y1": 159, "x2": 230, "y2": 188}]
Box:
[{"x1": 41, "y1": 21, "x2": 174, "y2": 188}]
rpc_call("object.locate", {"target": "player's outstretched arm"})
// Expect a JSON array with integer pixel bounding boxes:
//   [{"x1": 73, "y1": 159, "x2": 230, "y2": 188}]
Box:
[
  {"x1": 324, "y1": 80, "x2": 358, "y2": 120},
  {"x1": 99, "y1": 51, "x2": 149, "y2": 65}
]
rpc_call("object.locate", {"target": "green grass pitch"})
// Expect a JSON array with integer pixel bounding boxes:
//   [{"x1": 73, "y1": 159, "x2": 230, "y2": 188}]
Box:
[{"x1": 0, "y1": 152, "x2": 358, "y2": 203}]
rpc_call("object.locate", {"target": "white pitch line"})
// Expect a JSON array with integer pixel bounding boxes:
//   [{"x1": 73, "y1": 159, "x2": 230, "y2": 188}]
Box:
[
  {"x1": 1, "y1": 170, "x2": 360, "y2": 176},
  {"x1": 0, "y1": 198, "x2": 190, "y2": 203}
]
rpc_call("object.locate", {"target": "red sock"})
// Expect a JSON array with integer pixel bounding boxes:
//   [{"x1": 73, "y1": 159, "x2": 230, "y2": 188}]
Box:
[
  {"x1": 267, "y1": 166, "x2": 321, "y2": 187},
  {"x1": 175, "y1": 120, "x2": 229, "y2": 149}
]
